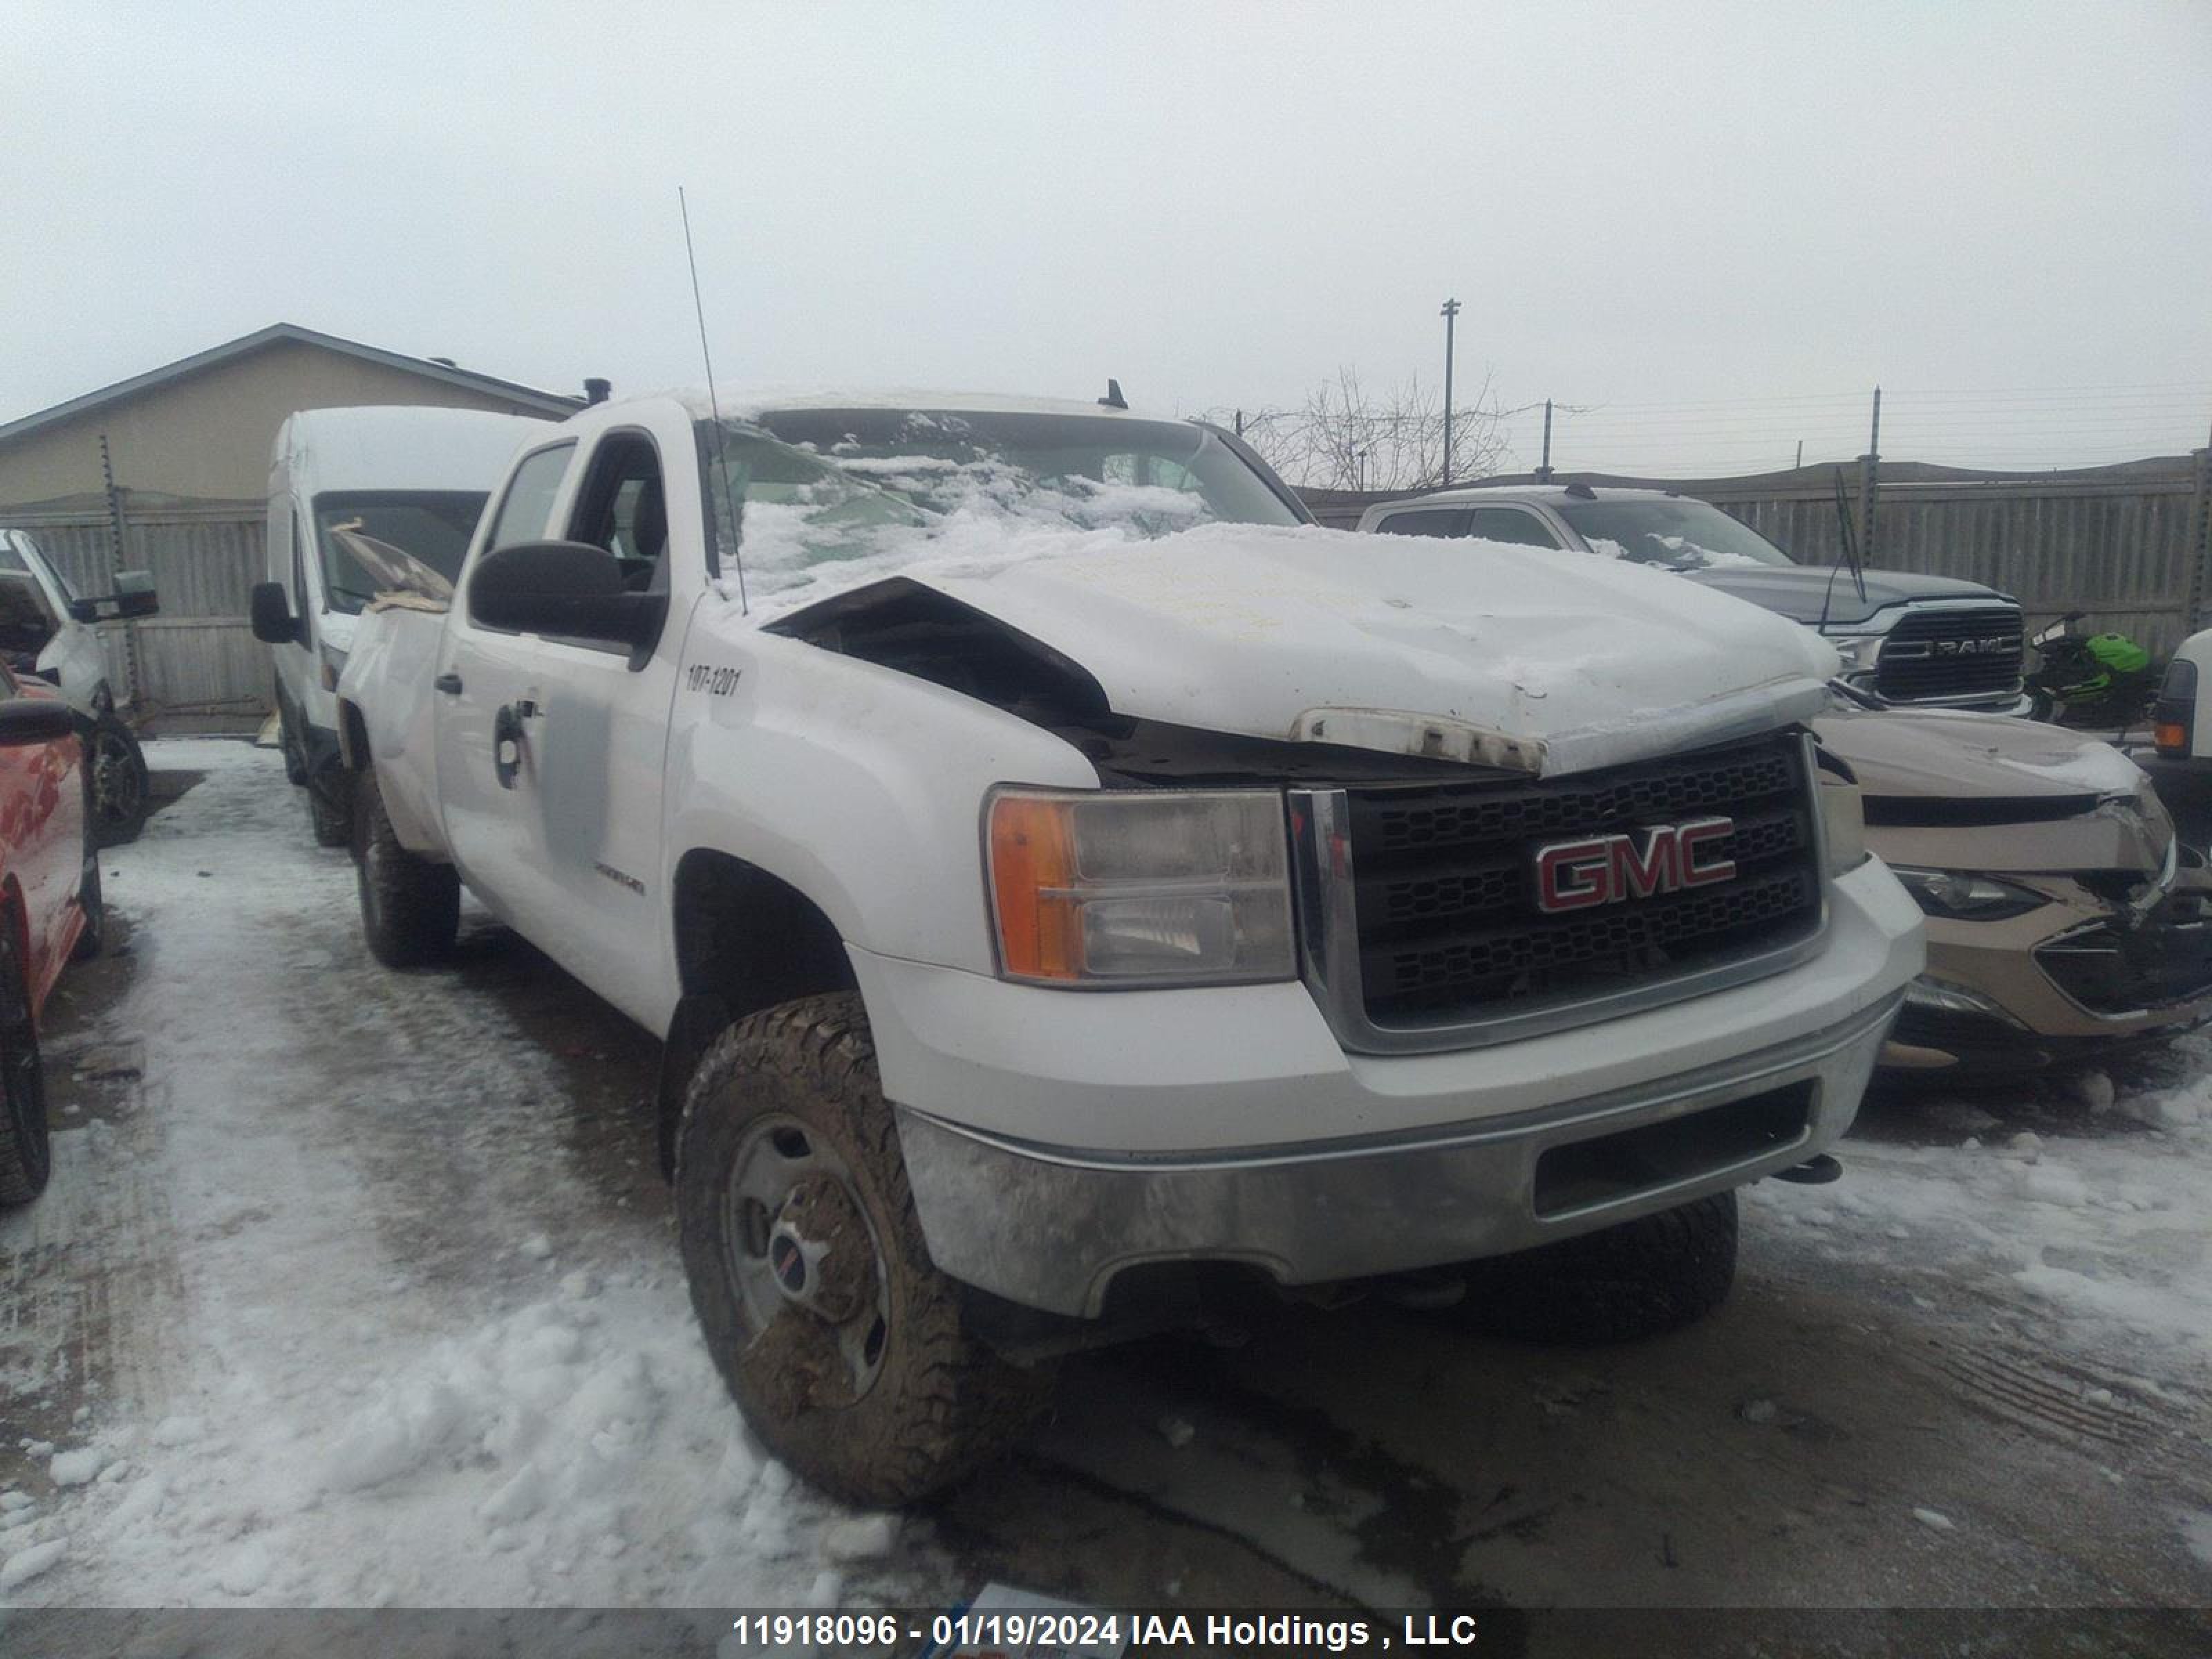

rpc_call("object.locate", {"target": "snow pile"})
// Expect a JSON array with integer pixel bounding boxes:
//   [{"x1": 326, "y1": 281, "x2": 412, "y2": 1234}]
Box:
[
  {"x1": 1750, "y1": 1060, "x2": 2212, "y2": 1364},
  {"x1": 3, "y1": 743, "x2": 941, "y2": 1609},
  {"x1": 727, "y1": 488, "x2": 1224, "y2": 622}
]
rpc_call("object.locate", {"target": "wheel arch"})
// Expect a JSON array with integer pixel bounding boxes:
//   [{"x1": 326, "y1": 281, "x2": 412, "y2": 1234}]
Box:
[{"x1": 656, "y1": 849, "x2": 859, "y2": 1178}]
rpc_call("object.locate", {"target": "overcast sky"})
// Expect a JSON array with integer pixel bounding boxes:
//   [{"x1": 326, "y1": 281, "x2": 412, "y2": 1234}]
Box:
[{"x1": 6, "y1": 1, "x2": 2209, "y2": 474}]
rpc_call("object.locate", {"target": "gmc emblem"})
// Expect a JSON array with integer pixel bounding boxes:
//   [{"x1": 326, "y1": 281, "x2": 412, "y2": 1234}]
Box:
[{"x1": 1533, "y1": 818, "x2": 1736, "y2": 914}]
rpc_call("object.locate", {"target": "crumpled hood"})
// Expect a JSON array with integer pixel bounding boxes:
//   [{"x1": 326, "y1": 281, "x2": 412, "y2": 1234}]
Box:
[
  {"x1": 917, "y1": 523, "x2": 1840, "y2": 777},
  {"x1": 1815, "y1": 706, "x2": 2171, "y2": 874},
  {"x1": 1815, "y1": 706, "x2": 2146, "y2": 802}
]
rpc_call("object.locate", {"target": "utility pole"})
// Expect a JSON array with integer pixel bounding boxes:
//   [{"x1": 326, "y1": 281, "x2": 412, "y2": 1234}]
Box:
[
  {"x1": 1439, "y1": 297, "x2": 1461, "y2": 486},
  {"x1": 1536, "y1": 399, "x2": 1555, "y2": 482},
  {"x1": 1855, "y1": 387, "x2": 1882, "y2": 565}
]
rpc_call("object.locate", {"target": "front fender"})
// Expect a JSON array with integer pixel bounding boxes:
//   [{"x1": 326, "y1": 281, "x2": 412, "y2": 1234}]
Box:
[
  {"x1": 337, "y1": 606, "x2": 451, "y2": 857},
  {"x1": 662, "y1": 630, "x2": 1096, "y2": 975}
]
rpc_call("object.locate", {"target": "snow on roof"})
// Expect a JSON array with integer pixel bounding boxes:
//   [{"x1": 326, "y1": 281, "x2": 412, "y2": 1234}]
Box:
[{"x1": 1372, "y1": 482, "x2": 1680, "y2": 510}]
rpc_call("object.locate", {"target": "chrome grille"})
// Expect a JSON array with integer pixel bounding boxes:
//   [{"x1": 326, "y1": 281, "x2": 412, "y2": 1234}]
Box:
[
  {"x1": 1294, "y1": 732, "x2": 1826, "y2": 1052},
  {"x1": 1873, "y1": 606, "x2": 2024, "y2": 704}
]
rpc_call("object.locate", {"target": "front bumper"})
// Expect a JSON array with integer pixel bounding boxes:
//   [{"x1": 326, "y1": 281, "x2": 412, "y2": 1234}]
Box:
[
  {"x1": 858, "y1": 857, "x2": 1920, "y2": 1318},
  {"x1": 1882, "y1": 877, "x2": 2212, "y2": 1071},
  {"x1": 896, "y1": 991, "x2": 1897, "y2": 1316}
]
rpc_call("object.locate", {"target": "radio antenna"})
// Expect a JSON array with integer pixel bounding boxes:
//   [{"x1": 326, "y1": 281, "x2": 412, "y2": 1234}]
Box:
[{"x1": 680, "y1": 185, "x2": 749, "y2": 613}]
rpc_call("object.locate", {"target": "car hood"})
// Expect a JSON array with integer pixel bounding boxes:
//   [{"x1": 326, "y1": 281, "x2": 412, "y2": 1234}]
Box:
[
  {"x1": 1814, "y1": 706, "x2": 2170, "y2": 873},
  {"x1": 898, "y1": 523, "x2": 1841, "y2": 778},
  {"x1": 1683, "y1": 564, "x2": 2015, "y2": 628}
]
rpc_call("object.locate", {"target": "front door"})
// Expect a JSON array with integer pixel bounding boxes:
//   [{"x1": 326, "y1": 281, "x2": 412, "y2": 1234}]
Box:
[{"x1": 435, "y1": 429, "x2": 684, "y2": 1025}]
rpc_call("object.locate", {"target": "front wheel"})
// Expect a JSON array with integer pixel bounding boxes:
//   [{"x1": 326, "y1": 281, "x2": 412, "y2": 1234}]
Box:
[
  {"x1": 675, "y1": 991, "x2": 1051, "y2": 1506},
  {"x1": 0, "y1": 912, "x2": 53, "y2": 1206},
  {"x1": 86, "y1": 712, "x2": 149, "y2": 848},
  {"x1": 352, "y1": 766, "x2": 458, "y2": 968}
]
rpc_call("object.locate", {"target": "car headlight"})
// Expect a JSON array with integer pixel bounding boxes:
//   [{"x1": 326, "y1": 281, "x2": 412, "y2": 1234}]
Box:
[
  {"x1": 1818, "y1": 776, "x2": 1868, "y2": 878},
  {"x1": 986, "y1": 787, "x2": 1295, "y2": 986},
  {"x1": 1890, "y1": 866, "x2": 2047, "y2": 921}
]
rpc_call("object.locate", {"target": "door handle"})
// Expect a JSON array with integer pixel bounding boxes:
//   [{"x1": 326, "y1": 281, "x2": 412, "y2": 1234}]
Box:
[
  {"x1": 493, "y1": 703, "x2": 524, "y2": 789},
  {"x1": 433, "y1": 671, "x2": 463, "y2": 695}
]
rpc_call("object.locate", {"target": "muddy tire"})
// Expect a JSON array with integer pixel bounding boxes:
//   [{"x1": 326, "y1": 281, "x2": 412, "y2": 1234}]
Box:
[
  {"x1": 0, "y1": 912, "x2": 52, "y2": 1206},
  {"x1": 351, "y1": 765, "x2": 458, "y2": 968},
  {"x1": 1449, "y1": 1192, "x2": 1738, "y2": 1345},
  {"x1": 307, "y1": 770, "x2": 351, "y2": 847},
  {"x1": 675, "y1": 991, "x2": 1051, "y2": 1506},
  {"x1": 87, "y1": 712, "x2": 149, "y2": 849}
]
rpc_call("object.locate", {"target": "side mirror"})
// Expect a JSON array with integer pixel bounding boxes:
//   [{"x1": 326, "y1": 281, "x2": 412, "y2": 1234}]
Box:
[
  {"x1": 468, "y1": 541, "x2": 665, "y2": 650},
  {"x1": 250, "y1": 581, "x2": 306, "y2": 646},
  {"x1": 0, "y1": 698, "x2": 76, "y2": 747},
  {"x1": 109, "y1": 570, "x2": 159, "y2": 619},
  {"x1": 70, "y1": 570, "x2": 161, "y2": 624}
]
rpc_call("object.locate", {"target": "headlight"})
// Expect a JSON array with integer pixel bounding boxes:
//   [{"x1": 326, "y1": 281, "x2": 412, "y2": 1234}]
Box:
[
  {"x1": 1817, "y1": 776, "x2": 1868, "y2": 878},
  {"x1": 986, "y1": 787, "x2": 1295, "y2": 986},
  {"x1": 1890, "y1": 866, "x2": 2047, "y2": 921}
]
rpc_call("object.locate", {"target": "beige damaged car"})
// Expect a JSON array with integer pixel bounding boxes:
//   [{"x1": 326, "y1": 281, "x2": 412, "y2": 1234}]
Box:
[{"x1": 1816, "y1": 708, "x2": 2212, "y2": 1076}]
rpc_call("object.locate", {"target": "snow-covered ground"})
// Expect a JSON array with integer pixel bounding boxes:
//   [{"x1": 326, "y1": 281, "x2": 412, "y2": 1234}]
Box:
[
  {"x1": 3, "y1": 740, "x2": 2211, "y2": 1624},
  {"x1": 0, "y1": 741, "x2": 945, "y2": 1611}
]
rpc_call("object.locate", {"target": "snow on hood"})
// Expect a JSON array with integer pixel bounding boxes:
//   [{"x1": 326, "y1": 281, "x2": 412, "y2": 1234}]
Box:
[
  {"x1": 1815, "y1": 706, "x2": 2148, "y2": 802},
  {"x1": 899, "y1": 525, "x2": 1839, "y2": 777}
]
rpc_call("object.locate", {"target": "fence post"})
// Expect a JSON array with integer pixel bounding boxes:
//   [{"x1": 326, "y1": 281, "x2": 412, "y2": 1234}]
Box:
[
  {"x1": 98, "y1": 431, "x2": 143, "y2": 711},
  {"x1": 2186, "y1": 434, "x2": 2212, "y2": 635},
  {"x1": 1855, "y1": 386, "x2": 1882, "y2": 565}
]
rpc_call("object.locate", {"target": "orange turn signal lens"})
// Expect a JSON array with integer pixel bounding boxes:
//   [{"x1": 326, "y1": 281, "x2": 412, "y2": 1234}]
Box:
[
  {"x1": 987, "y1": 794, "x2": 1081, "y2": 980},
  {"x1": 2156, "y1": 721, "x2": 2187, "y2": 756}
]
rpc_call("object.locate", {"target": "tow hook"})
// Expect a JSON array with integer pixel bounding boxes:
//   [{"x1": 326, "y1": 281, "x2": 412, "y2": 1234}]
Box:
[{"x1": 1772, "y1": 1154, "x2": 1843, "y2": 1185}]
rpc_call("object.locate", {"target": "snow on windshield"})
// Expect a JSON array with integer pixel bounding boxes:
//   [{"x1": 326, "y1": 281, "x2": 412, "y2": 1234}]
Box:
[
  {"x1": 1555, "y1": 498, "x2": 1794, "y2": 572},
  {"x1": 699, "y1": 409, "x2": 1297, "y2": 617}
]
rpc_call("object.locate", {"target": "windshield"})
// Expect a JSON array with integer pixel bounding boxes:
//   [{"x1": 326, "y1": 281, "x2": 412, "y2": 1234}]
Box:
[
  {"x1": 697, "y1": 408, "x2": 1300, "y2": 604},
  {"x1": 311, "y1": 491, "x2": 487, "y2": 613},
  {"x1": 0, "y1": 533, "x2": 76, "y2": 602},
  {"x1": 1555, "y1": 498, "x2": 1795, "y2": 570}
]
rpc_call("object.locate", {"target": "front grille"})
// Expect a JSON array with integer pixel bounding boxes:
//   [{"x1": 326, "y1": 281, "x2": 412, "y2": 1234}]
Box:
[
  {"x1": 2036, "y1": 908, "x2": 2212, "y2": 1015},
  {"x1": 1342, "y1": 733, "x2": 1822, "y2": 1029},
  {"x1": 1873, "y1": 605, "x2": 2024, "y2": 704}
]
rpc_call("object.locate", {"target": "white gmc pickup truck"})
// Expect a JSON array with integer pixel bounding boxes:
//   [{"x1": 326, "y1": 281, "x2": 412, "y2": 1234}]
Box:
[{"x1": 324, "y1": 391, "x2": 1922, "y2": 1503}]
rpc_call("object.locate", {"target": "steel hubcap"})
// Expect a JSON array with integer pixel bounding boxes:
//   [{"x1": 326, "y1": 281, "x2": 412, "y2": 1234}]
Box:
[{"x1": 724, "y1": 1116, "x2": 891, "y2": 1406}]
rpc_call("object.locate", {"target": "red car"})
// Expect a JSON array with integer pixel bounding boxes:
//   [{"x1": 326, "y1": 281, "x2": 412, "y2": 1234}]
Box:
[{"x1": 0, "y1": 666, "x2": 103, "y2": 1206}]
